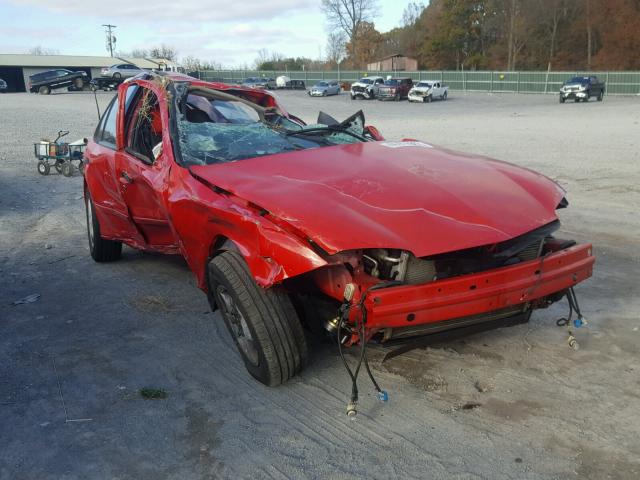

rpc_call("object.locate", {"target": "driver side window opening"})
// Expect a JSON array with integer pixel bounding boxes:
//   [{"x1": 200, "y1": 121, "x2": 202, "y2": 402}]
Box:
[{"x1": 127, "y1": 88, "x2": 162, "y2": 163}]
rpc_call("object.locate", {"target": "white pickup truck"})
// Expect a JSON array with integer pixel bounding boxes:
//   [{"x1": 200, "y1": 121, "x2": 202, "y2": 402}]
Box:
[
  {"x1": 350, "y1": 76, "x2": 385, "y2": 99},
  {"x1": 408, "y1": 80, "x2": 449, "y2": 103}
]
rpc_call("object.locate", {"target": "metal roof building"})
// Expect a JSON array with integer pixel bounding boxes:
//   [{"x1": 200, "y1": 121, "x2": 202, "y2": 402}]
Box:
[{"x1": 0, "y1": 54, "x2": 178, "y2": 92}]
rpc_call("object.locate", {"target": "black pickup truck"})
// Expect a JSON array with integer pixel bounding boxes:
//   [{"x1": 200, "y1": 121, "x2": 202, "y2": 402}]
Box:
[
  {"x1": 28, "y1": 69, "x2": 87, "y2": 95},
  {"x1": 559, "y1": 76, "x2": 605, "y2": 103}
]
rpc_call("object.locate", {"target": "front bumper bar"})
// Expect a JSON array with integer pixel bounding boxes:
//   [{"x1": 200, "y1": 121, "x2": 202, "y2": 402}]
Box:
[
  {"x1": 363, "y1": 243, "x2": 594, "y2": 329},
  {"x1": 561, "y1": 91, "x2": 587, "y2": 99}
]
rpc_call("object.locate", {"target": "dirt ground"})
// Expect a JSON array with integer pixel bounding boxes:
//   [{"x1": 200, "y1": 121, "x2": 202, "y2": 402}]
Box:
[{"x1": 1, "y1": 89, "x2": 639, "y2": 480}]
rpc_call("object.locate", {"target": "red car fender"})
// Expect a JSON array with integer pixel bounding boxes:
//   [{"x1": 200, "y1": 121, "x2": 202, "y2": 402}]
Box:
[{"x1": 167, "y1": 166, "x2": 328, "y2": 291}]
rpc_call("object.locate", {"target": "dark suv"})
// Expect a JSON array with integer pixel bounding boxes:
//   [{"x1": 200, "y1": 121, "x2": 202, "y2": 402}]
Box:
[
  {"x1": 559, "y1": 76, "x2": 605, "y2": 103},
  {"x1": 28, "y1": 69, "x2": 87, "y2": 95},
  {"x1": 377, "y1": 78, "x2": 414, "y2": 101}
]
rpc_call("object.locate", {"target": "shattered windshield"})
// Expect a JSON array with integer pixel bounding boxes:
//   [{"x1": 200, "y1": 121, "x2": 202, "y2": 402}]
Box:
[{"x1": 176, "y1": 89, "x2": 369, "y2": 166}]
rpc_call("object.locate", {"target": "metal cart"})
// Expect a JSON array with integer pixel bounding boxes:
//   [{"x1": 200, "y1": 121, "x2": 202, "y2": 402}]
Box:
[{"x1": 34, "y1": 131, "x2": 87, "y2": 177}]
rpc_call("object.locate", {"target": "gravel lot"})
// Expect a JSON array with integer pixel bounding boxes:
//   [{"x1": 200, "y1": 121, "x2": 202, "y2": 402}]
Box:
[{"x1": 1, "y1": 89, "x2": 639, "y2": 480}]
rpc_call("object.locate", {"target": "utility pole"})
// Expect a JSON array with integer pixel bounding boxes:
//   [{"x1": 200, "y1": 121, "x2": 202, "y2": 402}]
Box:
[{"x1": 102, "y1": 24, "x2": 117, "y2": 57}]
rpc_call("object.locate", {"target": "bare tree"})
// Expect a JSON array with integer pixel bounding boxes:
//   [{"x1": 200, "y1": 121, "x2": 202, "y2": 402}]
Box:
[
  {"x1": 130, "y1": 48, "x2": 149, "y2": 58},
  {"x1": 321, "y1": 0, "x2": 379, "y2": 60},
  {"x1": 148, "y1": 44, "x2": 178, "y2": 61},
  {"x1": 326, "y1": 31, "x2": 346, "y2": 64},
  {"x1": 28, "y1": 46, "x2": 60, "y2": 55},
  {"x1": 401, "y1": 2, "x2": 424, "y2": 27}
]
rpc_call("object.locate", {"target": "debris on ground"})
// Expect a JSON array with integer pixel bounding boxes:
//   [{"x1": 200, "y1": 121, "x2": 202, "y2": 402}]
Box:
[
  {"x1": 140, "y1": 388, "x2": 168, "y2": 400},
  {"x1": 12, "y1": 293, "x2": 41, "y2": 306}
]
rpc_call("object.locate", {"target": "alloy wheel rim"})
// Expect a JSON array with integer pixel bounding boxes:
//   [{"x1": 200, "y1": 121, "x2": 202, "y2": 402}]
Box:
[
  {"x1": 216, "y1": 285, "x2": 259, "y2": 366},
  {"x1": 86, "y1": 199, "x2": 95, "y2": 248}
]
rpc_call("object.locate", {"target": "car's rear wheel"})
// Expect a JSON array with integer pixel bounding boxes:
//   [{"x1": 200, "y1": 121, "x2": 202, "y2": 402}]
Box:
[
  {"x1": 38, "y1": 85, "x2": 50, "y2": 95},
  {"x1": 597, "y1": 91, "x2": 604, "y2": 101},
  {"x1": 208, "y1": 250, "x2": 307, "y2": 386},
  {"x1": 54, "y1": 160, "x2": 64, "y2": 174},
  {"x1": 74, "y1": 78, "x2": 84, "y2": 89},
  {"x1": 443, "y1": 91, "x2": 448, "y2": 100},
  {"x1": 85, "y1": 193, "x2": 122, "y2": 262},
  {"x1": 113, "y1": 72, "x2": 122, "y2": 80}
]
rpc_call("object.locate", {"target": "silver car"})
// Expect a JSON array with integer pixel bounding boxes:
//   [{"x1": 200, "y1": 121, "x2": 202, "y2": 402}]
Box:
[
  {"x1": 100, "y1": 63, "x2": 145, "y2": 79},
  {"x1": 308, "y1": 80, "x2": 341, "y2": 97}
]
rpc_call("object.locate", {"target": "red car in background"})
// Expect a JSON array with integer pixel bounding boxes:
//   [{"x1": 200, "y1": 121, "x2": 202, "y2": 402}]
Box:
[{"x1": 83, "y1": 72, "x2": 594, "y2": 389}]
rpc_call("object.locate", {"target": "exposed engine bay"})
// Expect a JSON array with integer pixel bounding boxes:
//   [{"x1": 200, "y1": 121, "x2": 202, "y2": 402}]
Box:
[{"x1": 360, "y1": 220, "x2": 566, "y2": 285}]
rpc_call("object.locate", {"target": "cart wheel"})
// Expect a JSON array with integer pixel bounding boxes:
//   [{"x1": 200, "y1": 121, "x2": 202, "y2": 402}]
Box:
[
  {"x1": 38, "y1": 85, "x2": 51, "y2": 95},
  {"x1": 54, "y1": 160, "x2": 63, "y2": 174},
  {"x1": 61, "y1": 161, "x2": 73, "y2": 177},
  {"x1": 37, "y1": 161, "x2": 50, "y2": 175}
]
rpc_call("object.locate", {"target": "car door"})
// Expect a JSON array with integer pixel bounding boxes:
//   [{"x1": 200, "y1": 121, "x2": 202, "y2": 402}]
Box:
[
  {"x1": 50, "y1": 70, "x2": 67, "y2": 89},
  {"x1": 85, "y1": 91, "x2": 146, "y2": 245},
  {"x1": 114, "y1": 83, "x2": 178, "y2": 249}
]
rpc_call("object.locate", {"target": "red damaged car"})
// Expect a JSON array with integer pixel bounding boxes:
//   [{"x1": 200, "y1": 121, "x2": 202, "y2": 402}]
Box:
[{"x1": 84, "y1": 72, "x2": 594, "y2": 389}]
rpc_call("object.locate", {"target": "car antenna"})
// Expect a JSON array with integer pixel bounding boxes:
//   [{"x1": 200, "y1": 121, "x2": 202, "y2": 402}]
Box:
[{"x1": 93, "y1": 88, "x2": 101, "y2": 120}]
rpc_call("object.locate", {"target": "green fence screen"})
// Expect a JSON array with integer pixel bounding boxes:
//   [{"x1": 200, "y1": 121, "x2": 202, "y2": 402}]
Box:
[{"x1": 193, "y1": 70, "x2": 640, "y2": 95}]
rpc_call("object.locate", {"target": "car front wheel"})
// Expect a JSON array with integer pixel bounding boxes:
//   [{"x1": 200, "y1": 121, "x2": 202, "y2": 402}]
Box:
[
  {"x1": 208, "y1": 250, "x2": 307, "y2": 386},
  {"x1": 85, "y1": 193, "x2": 122, "y2": 262},
  {"x1": 113, "y1": 72, "x2": 121, "y2": 79}
]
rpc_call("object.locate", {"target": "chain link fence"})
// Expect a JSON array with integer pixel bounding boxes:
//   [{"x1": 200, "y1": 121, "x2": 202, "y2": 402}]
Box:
[{"x1": 192, "y1": 70, "x2": 640, "y2": 95}]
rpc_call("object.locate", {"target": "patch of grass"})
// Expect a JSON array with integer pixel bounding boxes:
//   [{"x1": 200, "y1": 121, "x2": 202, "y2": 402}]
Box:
[{"x1": 140, "y1": 388, "x2": 167, "y2": 400}]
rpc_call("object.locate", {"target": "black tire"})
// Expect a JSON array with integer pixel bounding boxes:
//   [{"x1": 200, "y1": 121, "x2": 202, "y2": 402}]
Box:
[
  {"x1": 113, "y1": 72, "x2": 122, "y2": 80},
  {"x1": 37, "y1": 160, "x2": 50, "y2": 175},
  {"x1": 61, "y1": 161, "x2": 73, "y2": 177},
  {"x1": 54, "y1": 160, "x2": 63, "y2": 174},
  {"x1": 38, "y1": 85, "x2": 50, "y2": 95},
  {"x1": 443, "y1": 91, "x2": 448, "y2": 100},
  {"x1": 74, "y1": 78, "x2": 84, "y2": 89},
  {"x1": 597, "y1": 90, "x2": 604, "y2": 101},
  {"x1": 559, "y1": 95, "x2": 565, "y2": 103},
  {"x1": 574, "y1": 97, "x2": 580, "y2": 103},
  {"x1": 85, "y1": 193, "x2": 122, "y2": 262},
  {"x1": 350, "y1": 94, "x2": 355, "y2": 100},
  {"x1": 208, "y1": 250, "x2": 307, "y2": 386}
]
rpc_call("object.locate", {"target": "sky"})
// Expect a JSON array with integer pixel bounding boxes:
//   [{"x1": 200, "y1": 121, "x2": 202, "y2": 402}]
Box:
[{"x1": 0, "y1": 0, "x2": 416, "y2": 67}]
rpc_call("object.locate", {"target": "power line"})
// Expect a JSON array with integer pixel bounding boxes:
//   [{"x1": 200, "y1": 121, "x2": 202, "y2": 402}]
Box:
[{"x1": 102, "y1": 24, "x2": 117, "y2": 57}]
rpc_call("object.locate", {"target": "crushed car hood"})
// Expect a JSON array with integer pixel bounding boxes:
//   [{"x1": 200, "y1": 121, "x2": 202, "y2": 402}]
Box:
[{"x1": 190, "y1": 141, "x2": 565, "y2": 257}]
